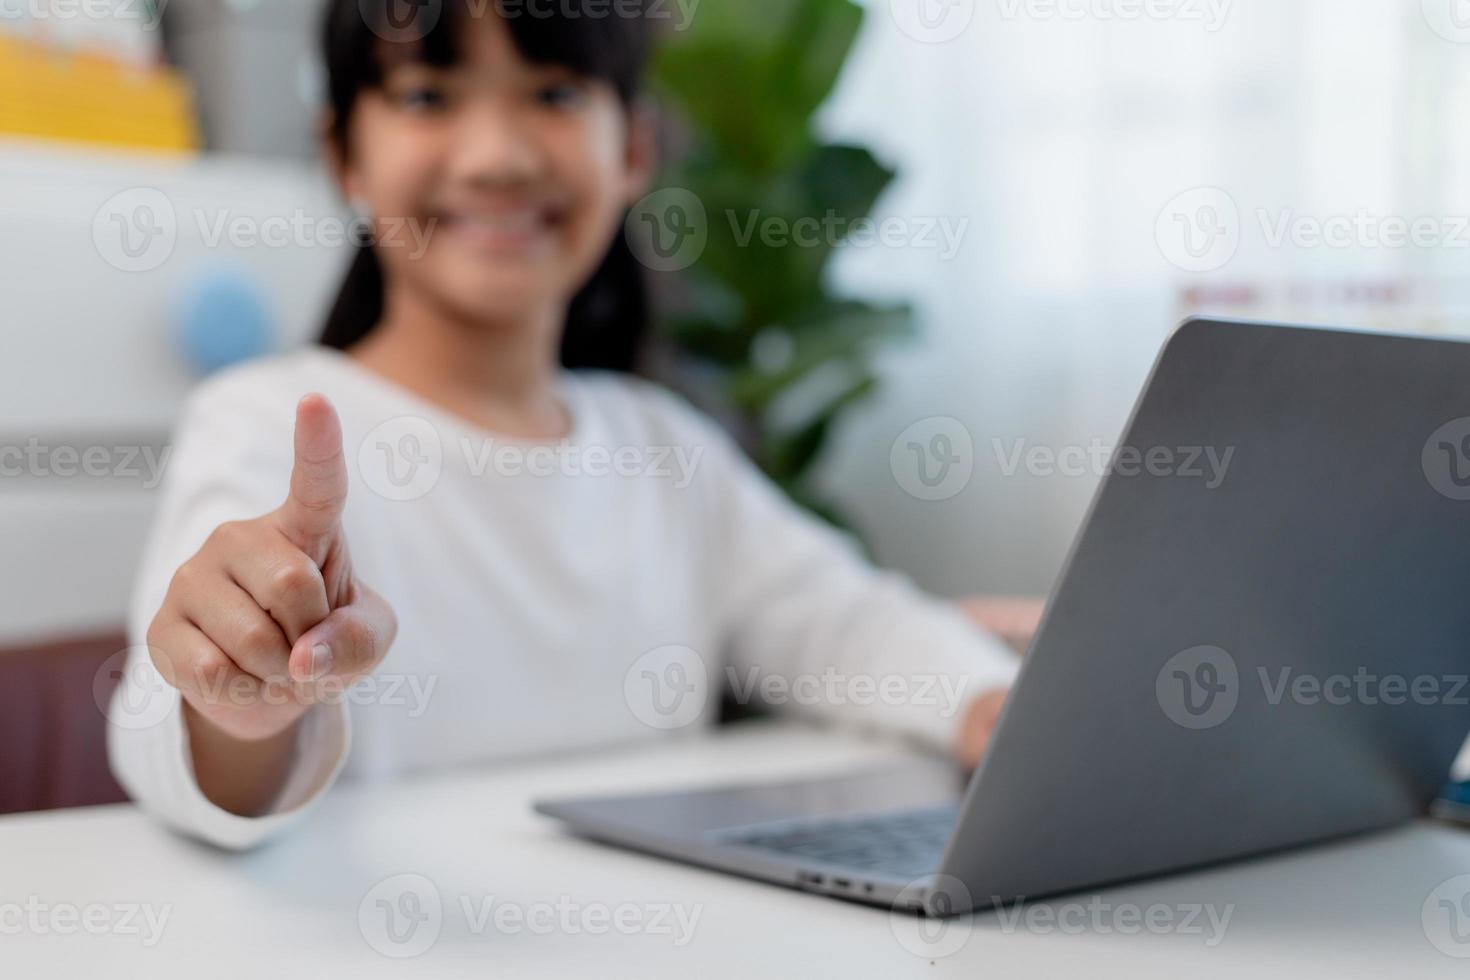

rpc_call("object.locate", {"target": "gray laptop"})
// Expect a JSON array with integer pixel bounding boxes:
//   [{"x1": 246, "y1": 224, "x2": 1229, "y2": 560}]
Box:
[{"x1": 536, "y1": 318, "x2": 1470, "y2": 915}]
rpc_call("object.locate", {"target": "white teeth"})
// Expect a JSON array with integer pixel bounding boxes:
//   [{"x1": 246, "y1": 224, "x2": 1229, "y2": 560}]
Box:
[{"x1": 448, "y1": 211, "x2": 541, "y2": 233}]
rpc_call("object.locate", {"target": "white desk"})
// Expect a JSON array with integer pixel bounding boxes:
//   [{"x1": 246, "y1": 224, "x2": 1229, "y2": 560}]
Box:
[{"x1": 4, "y1": 722, "x2": 1470, "y2": 978}]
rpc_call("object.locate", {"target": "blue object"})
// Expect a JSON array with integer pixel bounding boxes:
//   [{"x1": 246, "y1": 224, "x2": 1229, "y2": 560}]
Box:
[
  {"x1": 1440, "y1": 781, "x2": 1470, "y2": 806},
  {"x1": 174, "y1": 268, "x2": 277, "y2": 375}
]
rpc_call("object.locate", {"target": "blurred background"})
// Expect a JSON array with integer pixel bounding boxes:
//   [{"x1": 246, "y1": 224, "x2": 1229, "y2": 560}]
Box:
[{"x1": 5, "y1": 0, "x2": 1470, "y2": 808}]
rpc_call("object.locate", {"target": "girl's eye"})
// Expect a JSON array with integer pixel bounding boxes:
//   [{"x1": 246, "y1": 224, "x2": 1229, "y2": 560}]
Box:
[
  {"x1": 535, "y1": 81, "x2": 587, "y2": 109},
  {"x1": 394, "y1": 84, "x2": 450, "y2": 112}
]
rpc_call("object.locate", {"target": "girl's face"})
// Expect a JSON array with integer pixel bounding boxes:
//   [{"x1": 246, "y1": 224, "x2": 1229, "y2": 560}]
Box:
[{"x1": 336, "y1": 14, "x2": 651, "y2": 326}]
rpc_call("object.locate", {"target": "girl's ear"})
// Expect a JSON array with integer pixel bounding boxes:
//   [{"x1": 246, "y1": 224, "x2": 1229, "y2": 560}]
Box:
[{"x1": 622, "y1": 101, "x2": 659, "y2": 204}]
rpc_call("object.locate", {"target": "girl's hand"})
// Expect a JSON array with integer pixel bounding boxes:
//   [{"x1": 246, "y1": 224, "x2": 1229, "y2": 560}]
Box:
[
  {"x1": 959, "y1": 596, "x2": 1045, "y2": 654},
  {"x1": 144, "y1": 395, "x2": 397, "y2": 812},
  {"x1": 955, "y1": 687, "x2": 1009, "y2": 770},
  {"x1": 953, "y1": 597, "x2": 1042, "y2": 768}
]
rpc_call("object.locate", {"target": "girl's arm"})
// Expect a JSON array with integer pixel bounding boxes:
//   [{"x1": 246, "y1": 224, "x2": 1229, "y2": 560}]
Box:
[
  {"x1": 109, "y1": 385, "x2": 391, "y2": 849},
  {"x1": 662, "y1": 391, "x2": 1022, "y2": 759}
]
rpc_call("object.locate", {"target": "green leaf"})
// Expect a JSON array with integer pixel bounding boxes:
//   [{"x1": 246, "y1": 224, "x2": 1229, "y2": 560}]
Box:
[
  {"x1": 726, "y1": 302, "x2": 913, "y2": 410},
  {"x1": 769, "y1": 0, "x2": 867, "y2": 133},
  {"x1": 648, "y1": 0, "x2": 913, "y2": 527},
  {"x1": 797, "y1": 145, "x2": 895, "y2": 230},
  {"x1": 764, "y1": 371, "x2": 878, "y2": 480}
]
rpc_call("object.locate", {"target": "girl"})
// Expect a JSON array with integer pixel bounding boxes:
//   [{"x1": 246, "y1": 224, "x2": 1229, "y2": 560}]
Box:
[{"x1": 108, "y1": 0, "x2": 1022, "y2": 849}]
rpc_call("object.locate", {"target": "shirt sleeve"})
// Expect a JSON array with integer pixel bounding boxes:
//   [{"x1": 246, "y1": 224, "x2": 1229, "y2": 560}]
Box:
[
  {"x1": 663, "y1": 390, "x2": 1021, "y2": 752},
  {"x1": 107, "y1": 374, "x2": 351, "y2": 850}
]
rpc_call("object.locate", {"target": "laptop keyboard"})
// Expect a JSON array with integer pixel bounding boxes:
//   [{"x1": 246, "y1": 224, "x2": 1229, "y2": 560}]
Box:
[{"x1": 722, "y1": 804, "x2": 958, "y2": 880}]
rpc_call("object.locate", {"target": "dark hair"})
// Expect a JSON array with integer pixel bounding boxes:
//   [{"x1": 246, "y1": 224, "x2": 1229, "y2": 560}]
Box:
[{"x1": 318, "y1": 0, "x2": 654, "y2": 372}]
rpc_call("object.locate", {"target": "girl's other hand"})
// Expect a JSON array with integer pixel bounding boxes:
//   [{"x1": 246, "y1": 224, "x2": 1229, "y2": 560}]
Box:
[{"x1": 959, "y1": 596, "x2": 1045, "y2": 654}]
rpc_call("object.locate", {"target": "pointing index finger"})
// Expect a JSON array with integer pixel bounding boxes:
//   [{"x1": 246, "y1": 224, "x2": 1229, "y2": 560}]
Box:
[{"x1": 277, "y1": 394, "x2": 348, "y2": 552}]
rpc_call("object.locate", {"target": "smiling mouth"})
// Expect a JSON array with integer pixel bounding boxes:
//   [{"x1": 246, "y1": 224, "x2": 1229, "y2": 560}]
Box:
[{"x1": 434, "y1": 206, "x2": 561, "y2": 255}]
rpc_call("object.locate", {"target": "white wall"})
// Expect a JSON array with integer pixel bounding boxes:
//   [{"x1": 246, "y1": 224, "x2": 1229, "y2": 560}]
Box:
[
  {"x1": 0, "y1": 141, "x2": 345, "y2": 641},
  {"x1": 815, "y1": 0, "x2": 1470, "y2": 598}
]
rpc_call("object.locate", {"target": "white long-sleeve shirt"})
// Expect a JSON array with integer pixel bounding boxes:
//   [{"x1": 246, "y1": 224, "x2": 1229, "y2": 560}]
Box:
[{"x1": 107, "y1": 347, "x2": 1018, "y2": 849}]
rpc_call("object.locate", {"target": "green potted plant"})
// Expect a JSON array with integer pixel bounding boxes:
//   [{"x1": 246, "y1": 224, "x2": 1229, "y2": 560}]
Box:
[{"x1": 648, "y1": 0, "x2": 912, "y2": 529}]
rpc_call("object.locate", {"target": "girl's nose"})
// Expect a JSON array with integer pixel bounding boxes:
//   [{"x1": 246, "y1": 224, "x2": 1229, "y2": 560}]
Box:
[{"x1": 446, "y1": 99, "x2": 547, "y2": 186}]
